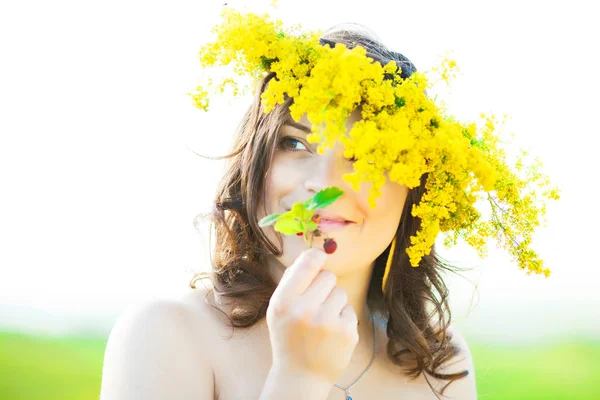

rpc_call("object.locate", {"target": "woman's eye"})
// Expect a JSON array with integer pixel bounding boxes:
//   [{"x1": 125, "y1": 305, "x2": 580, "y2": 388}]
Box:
[{"x1": 279, "y1": 136, "x2": 307, "y2": 151}]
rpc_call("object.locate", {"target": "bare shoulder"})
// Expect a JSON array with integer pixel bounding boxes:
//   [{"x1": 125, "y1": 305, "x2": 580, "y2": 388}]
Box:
[
  {"x1": 180, "y1": 280, "x2": 236, "y2": 338},
  {"x1": 100, "y1": 290, "x2": 217, "y2": 400},
  {"x1": 431, "y1": 325, "x2": 478, "y2": 399}
]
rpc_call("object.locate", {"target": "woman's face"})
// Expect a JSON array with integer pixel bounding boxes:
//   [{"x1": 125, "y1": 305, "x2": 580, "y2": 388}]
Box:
[{"x1": 261, "y1": 109, "x2": 409, "y2": 277}]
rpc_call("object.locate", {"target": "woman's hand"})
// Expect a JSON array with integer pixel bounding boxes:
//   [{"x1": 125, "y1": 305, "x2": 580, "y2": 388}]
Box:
[{"x1": 266, "y1": 248, "x2": 359, "y2": 383}]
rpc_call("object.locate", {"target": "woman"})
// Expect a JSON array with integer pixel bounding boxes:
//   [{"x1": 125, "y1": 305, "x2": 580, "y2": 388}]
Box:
[{"x1": 100, "y1": 23, "x2": 477, "y2": 400}]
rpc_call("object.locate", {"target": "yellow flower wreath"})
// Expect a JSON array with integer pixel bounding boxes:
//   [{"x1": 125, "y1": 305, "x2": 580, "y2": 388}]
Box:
[{"x1": 191, "y1": 8, "x2": 560, "y2": 278}]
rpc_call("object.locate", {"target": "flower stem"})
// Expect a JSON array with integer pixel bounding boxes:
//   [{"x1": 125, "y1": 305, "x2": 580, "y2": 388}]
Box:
[{"x1": 303, "y1": 232, "x2": 310, "y2": 247}]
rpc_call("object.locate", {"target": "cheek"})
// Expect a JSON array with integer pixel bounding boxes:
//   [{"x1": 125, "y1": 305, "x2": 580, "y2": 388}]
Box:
[
  {"x1": 345, "y1": 177, "x2": 407, "y2": 225},
  {"x1": 264, "y1": 157, "x2": 302, "y2": 211},
  {"x1": 364, "y1": 182, "x2": 408, "y2": 233}
]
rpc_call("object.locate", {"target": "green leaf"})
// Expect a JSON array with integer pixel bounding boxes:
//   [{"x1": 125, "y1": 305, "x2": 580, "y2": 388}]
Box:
[
  {"x1": 394, "y1": 95, "x2": 405, "y2": 108},
  {"x1": 306, "y1": 221, "x2": 318, "y2": 231},
  {"x1": 307, "y1": 187, "x2": 344, "y2": 210},
  {"x1": 258, "y1": 213, "x2": 282, "y2": 227},
  {"x1": 274, "y1": 217, "x2": 303, "y2": 234},
  {"x1": 290, "y1": 202, "x2": 307, "y2": 218}
]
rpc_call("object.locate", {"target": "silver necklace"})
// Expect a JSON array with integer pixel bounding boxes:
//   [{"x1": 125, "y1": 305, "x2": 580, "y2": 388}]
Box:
[{"x1": 334, "y1": 313, "x2": 377, "y2": 400}]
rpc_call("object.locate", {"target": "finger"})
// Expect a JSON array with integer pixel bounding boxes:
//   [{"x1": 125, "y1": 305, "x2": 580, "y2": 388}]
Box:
[
  {"x1": 321, "y1": 286, "x2": 348, "y2": 316},
  {"x1": 299, "y1": 269, "x2": 337, "y2": 306},
  {"x1": 274, "y1": 248, "x2": 327, "y2": 297}
]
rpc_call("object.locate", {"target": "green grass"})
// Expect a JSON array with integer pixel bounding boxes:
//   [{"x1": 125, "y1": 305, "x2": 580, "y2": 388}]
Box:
[
  {"x1": 471, "y1": 340, "x2": 600, "y2": 399},
  {"x1": 0, "y1": 331, "x2": 107, "y2": 400},
  {"x1": 1, "y1": 330, "x2": 599, "y2": 399}
]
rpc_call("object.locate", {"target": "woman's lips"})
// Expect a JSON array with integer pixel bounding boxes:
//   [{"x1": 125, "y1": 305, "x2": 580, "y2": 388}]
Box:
[
  {"x1": 283, "y1": 208, "x2": 356, "y2": 233},
  {"x1": 317, "y1": 219, "x2": 355, "y2": 233}
]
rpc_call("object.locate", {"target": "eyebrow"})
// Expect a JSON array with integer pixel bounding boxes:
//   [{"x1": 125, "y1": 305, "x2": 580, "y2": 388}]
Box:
[{"x1": 283, "y1": 120, "x2": 311, "y2": 134}]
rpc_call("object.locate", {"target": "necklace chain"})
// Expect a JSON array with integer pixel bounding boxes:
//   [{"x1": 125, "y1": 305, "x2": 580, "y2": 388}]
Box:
[{"x1": 333, "y1": 313, "x2": 377, "y2": 399}]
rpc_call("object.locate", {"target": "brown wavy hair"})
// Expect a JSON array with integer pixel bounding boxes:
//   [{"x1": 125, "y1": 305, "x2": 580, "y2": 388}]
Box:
[{"x1": 190, "y1": 24, "x2": 471, "y2": 398}]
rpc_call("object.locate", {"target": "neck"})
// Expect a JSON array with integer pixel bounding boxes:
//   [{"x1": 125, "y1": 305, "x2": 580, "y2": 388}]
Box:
[{"x1": 334, "y1": 264, "x2": 375, "y2": 330}]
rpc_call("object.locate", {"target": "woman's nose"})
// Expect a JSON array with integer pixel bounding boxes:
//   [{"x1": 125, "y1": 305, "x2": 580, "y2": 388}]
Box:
[{"x1": 303, "y1": 147, "x2": 345, "y2": 194}]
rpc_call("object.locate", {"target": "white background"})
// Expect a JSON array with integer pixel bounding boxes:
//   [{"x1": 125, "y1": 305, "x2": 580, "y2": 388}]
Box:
[{"x1": 1, "y1": 0, "x2": 598, "y2": 342}]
